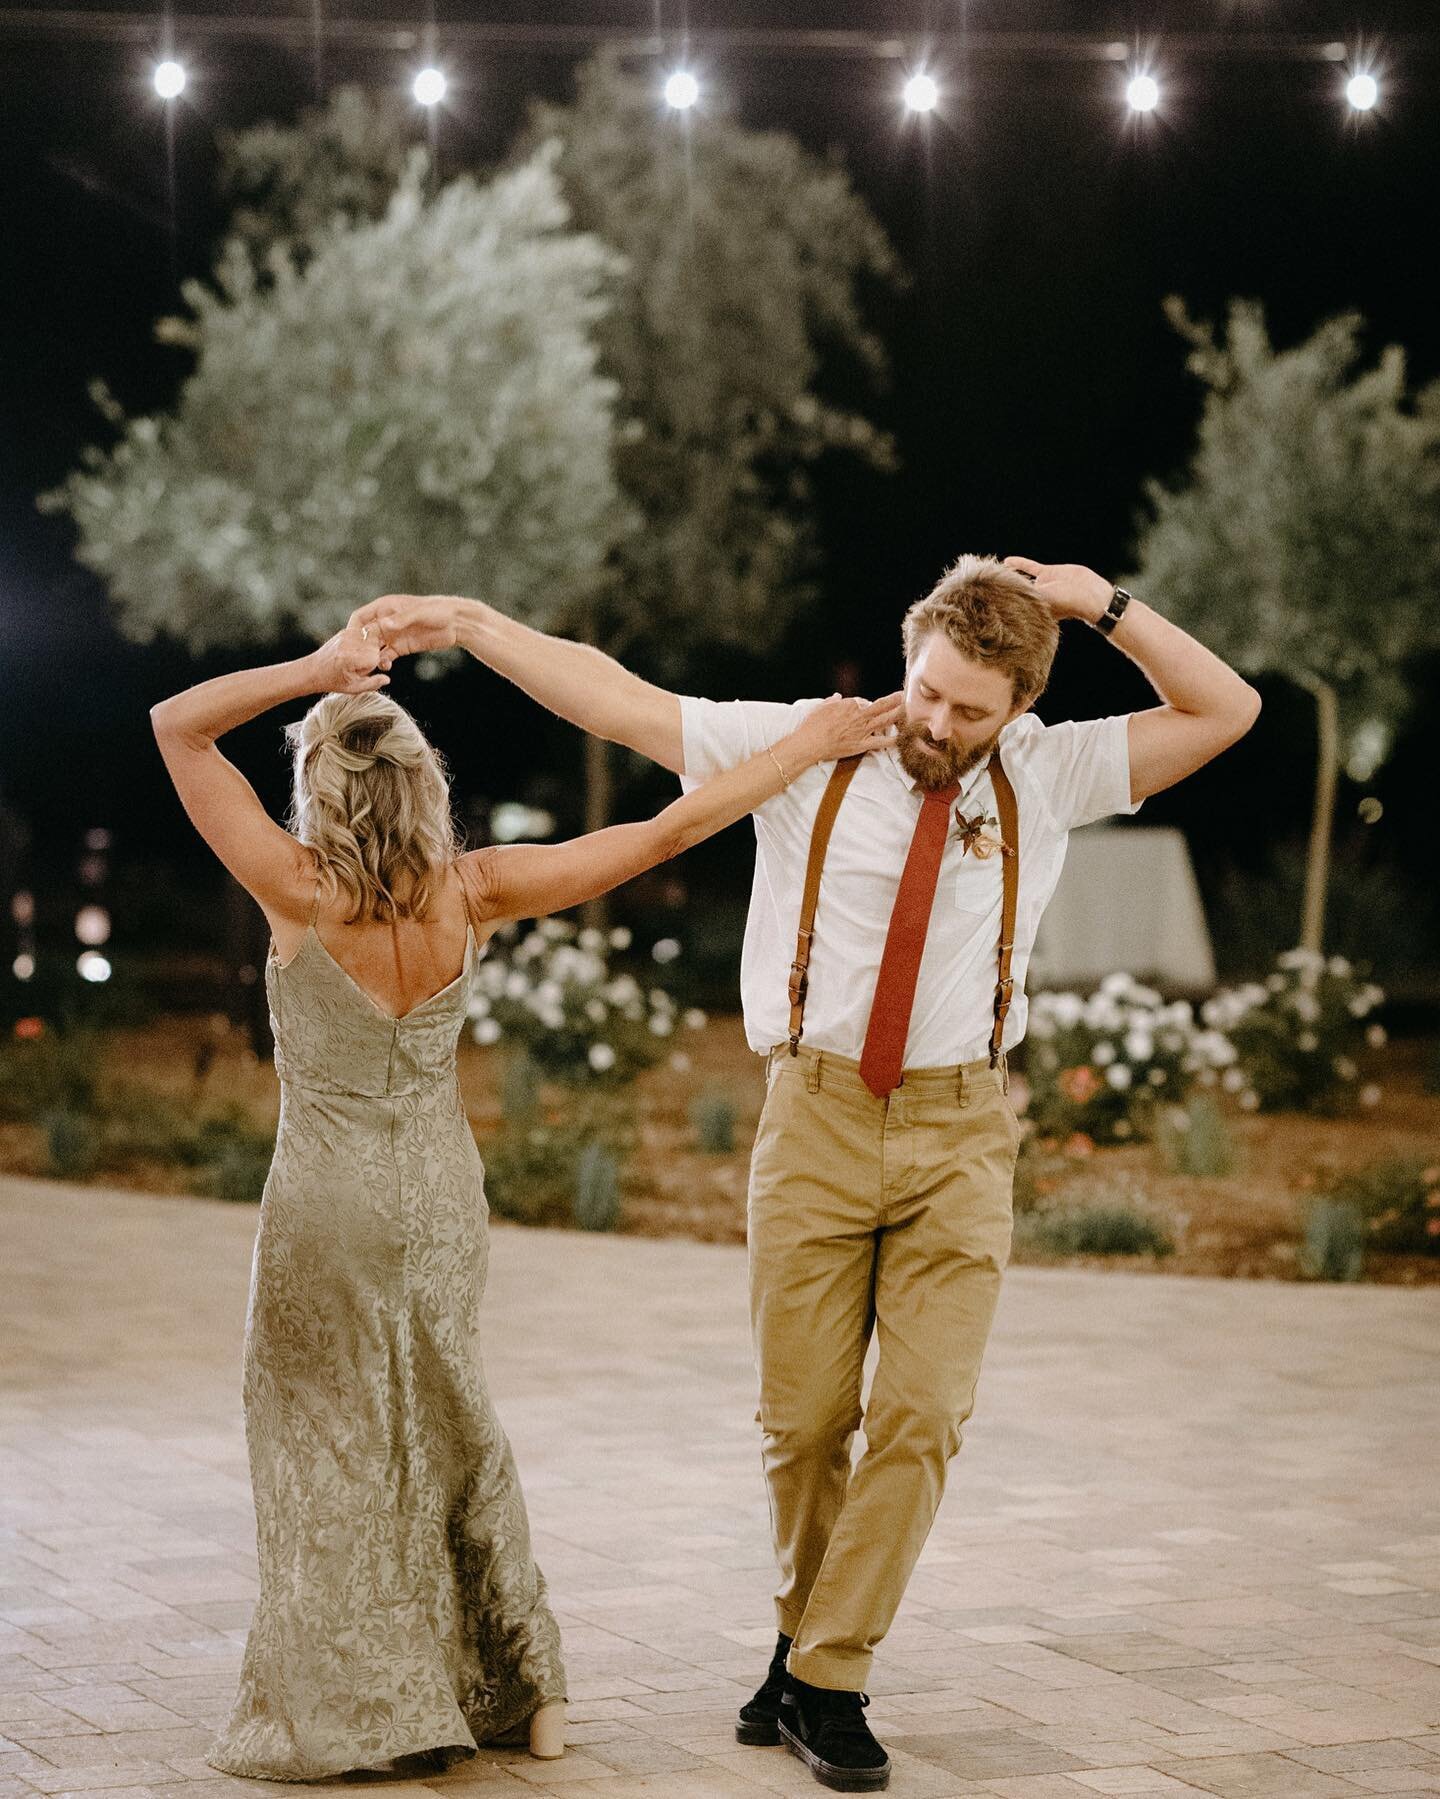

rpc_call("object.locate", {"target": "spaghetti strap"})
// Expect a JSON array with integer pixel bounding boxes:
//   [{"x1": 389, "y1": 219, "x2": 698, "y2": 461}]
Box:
[
  {"x1": 457, "y1": 859, "x2": 481, "y2": 944},
  {"x1": 308, "y1": 876, "x2": 322, "y2": 928}
]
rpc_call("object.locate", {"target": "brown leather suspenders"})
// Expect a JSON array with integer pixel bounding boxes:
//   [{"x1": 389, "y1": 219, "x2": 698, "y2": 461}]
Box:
[
  {"x1": 787, "y1": 749, "x2": 1020, "y2": 1072},
  {"x1": 787, "y1": 754, "x2": 864, "y2": 1054}
]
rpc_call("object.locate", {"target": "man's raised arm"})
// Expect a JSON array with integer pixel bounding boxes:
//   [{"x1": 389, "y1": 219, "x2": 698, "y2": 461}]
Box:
[{"x1": 351, "y1": 594, "x2": 685, "y2": 774}]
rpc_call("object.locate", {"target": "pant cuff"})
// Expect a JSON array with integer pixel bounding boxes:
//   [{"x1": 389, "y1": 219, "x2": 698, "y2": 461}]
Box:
[{"x1": 787, "y1": 1643, "x2": 872, "y2": 1691}]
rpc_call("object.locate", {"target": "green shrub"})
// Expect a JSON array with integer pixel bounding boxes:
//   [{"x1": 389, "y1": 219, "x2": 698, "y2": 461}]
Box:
[
  {"x1": 1015, "y1": 1178, "x2": 1175, "y2": 1259},
  {"x1": 500, "y1": 1049, "x2": 541, "y2": 1123},
  {"x1": 0, "y1": 1029, "x2": 100, "y2": 1121},
  {"x1": 1157, "y1": 1093, "x2": 1239, "y2": 1178},
  {"x1": 573, "y1": 1141, "x2": 621, "y2": 1232},
  {"x1": 480, "y1": 1123, "x2": 590, "y2": 1224},
  {"x1": 202, "y1": 1138, "x2": 275, "y2": 1203},
  {"x1": 689, "y1": 1086, "x2": 737, "y2": 1155},
  {"x1": 43, "y1": 1107, "x2": 101, "y2": 1179},
  {"x1": 1323, "y1": 1156, "x2": 1440, "y2": 1257},
  {"x1": 1300, "y1": 1199, "x2": 1367, "y2": 1281}
]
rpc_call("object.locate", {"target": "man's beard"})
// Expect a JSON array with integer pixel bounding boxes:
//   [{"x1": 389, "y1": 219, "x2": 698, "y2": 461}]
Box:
[{"x1": 895, "y1": 718, "x2": 1001, "y2": 792}]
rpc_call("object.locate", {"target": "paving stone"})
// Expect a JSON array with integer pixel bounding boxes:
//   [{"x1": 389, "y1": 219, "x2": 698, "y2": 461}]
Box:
[{"x1": 3, "y1": 1176, "x2": 1438, "y2": 1799}]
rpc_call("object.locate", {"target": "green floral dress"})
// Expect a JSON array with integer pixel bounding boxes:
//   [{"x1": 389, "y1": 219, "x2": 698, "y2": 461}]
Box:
[{"x1": 207, "y1": 893, "x2": 565, "y2": 1782}]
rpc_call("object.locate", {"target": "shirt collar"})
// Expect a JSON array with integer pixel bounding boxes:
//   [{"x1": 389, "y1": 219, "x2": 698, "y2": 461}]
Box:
[{"x1": 882, "y1": 742, "x2": 994, "y2": 805}]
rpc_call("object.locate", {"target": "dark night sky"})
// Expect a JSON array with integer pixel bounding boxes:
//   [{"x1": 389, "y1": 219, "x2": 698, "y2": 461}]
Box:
[{"x1": 2, "y1": 2, "x2": 1438, "y2": 970}]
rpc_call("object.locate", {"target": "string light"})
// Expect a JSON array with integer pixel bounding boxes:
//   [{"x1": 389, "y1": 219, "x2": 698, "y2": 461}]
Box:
[
  {"x1": 412, "y1": 65, "x2": 446, "y2": 105},
  {"x1": 663, "y1": 69, "x2": 699, "y2": 110},
  {"x1": 1126, "y1": 71, "x2": 1160, "y2": 113},
  {"x1": 1346, "y1": 70, "x2": 1379, "y2": 111},
  {"x1": 902, "y1": 72, "x2": 939, "y2": 113},
  {"x1": 153, "y1": 58, "x2": 186, "y2": 99}
]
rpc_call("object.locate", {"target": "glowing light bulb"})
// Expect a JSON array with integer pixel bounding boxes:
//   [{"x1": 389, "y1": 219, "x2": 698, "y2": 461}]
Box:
[
  {"x1": 664, "y1": 70, "x2": 699, "y2": 110},
  {"x1": 413, "y1": 66, "x2": 447, "y2": 106},
  {"x1": 153, "y1": 60, "x2": 186, "y2": 99},
  {"x1": 903, "y1": 72, "x2": 939, "y2": 113},
  {"x1": 1346, "y1": 71, "x2": 1379, "y2": 111},
  {"x1": 1126, "y1": 73, "x2": 1160, "y2": 113}
]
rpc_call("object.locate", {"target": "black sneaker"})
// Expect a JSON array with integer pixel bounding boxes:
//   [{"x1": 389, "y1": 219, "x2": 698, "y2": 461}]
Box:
[
  {"x1": 735, "y1": 1630, "x2": 794, "y2": 1745},
  {"x1": 779, "y1": 1676, "x2": 891, "y2": 1792}
]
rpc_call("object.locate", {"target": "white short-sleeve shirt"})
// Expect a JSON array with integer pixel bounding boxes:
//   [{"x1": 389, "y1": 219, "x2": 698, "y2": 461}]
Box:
[{"x1": 679, "y1": 698, "x2": 1143, "y2": 1064}]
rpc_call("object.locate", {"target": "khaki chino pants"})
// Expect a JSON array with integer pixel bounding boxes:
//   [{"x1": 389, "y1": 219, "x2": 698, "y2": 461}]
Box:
[{"x1": 747, "y1": 1041, "x2": 1021, "y2": 1691}]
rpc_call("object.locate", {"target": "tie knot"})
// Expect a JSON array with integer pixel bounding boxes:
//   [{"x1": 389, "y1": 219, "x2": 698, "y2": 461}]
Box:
[{"x1": 924, "y1": 784, "x2": 961, "y2": 807}]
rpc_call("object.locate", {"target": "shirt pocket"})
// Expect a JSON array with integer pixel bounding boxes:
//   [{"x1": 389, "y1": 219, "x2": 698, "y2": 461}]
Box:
[{"x1": 953, "y1": 845, "x2": 1005, "y2": 921}]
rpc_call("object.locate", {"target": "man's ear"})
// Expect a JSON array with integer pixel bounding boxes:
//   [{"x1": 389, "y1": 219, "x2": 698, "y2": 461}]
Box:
[{"x1": 1006, "y1": 696, "x2": 1036, "y2": 726}]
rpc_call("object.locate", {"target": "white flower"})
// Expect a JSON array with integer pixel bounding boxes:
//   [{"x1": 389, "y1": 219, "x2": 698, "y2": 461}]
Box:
[
  {"x1": 539, "y1": 918, "x2": 571, "y2": 942},
  {"x1": 1266, "y1": 973, "x2": 1286, "y2": 992},
  {"x1": 606, "y1": 975, "x2": 640, "y2": 1005},
  {"x1": 587, "y1": 1042, "x2": 616, "y2": 1072},
  {"x1": 683, "y1": 1008, "x2": 708, "y2": 1031},
  {"x1": 473, "y1": 1018, "x2": 501, "y2": 1045},
  {"x1": 1049, "y1": 992, "x2": 1085, "y2": 1028},
  {"x1": 578, "y1": 928, "x2": 604, "y2": 952},
  {"x1": 469, "y1": 995, "x2": 491, "y2": 1018},
  {"x1": 1112, "y1": 1117, "x2": 1133, "y2": 1138},
  {"x1": 1105, "y1": 1063, "x2": 1132, "y2": 1090},
  {"x1": 651, "y1": 938, "x2": 682, "y2": 964},
  {"x1": 1198, "y1": 1068, "x2": 1218, "y2": 1087},
  {"x1": 585, "y1": 1000, "x2": 607, "y2": 1023},
  {"x1": 1327, "y1": 955, "x2": 1352, "y2": 978},
  {"x1": 1147, "y1": 1067, "x2": 1167, "y2": 1086},
  {"x1": 669, "y1": 1050, "x2": 692, "y2": 1072},
  {"x1": 1290, "y1": 991, "x2": 1321, "y2": 1024},
  {"x1": 1366, "y1": 1023, "x2": 1387, "y2": 1048},
  {"x1": 1221, "y1": 1067, "x2": 1246, "y2": 1092},
  {"x1": 1278, "y1": 948, "x2": 1323, "y2": 972},
  {"x1": 1333, "y1": 1056, "x2": 1358, "y2": 1080},
  {"x1": 1100, "y1": 972, "x2": 1134, "y2": 996},
  {"x1": 504, "y1": 971, "x2": 529, "y2": 1000},
  {"x1": 650, "y1": 989, "x2": 676, "y2": 1012},
  {"x1": 1297, "y1": 1031, "x2": 1319, "y2": 1052},
  {"x1": 1123, "y1": 1030, "x2": 1154, "y2": 1062},
  {"x1": 535, "y1": 980, "x2": 563, "y2": 1008},
  {"x1": 649, "y1": 1015, "x2": 673, "y2": 1036},
  {"x1": 1359, "y1": 1082, "x2": 1381, "y2": 1108},
  {"x1": 608, "y1": 927, "x2": 632, "y2": 951},
  {"x1": 1092, "y1": 1040, "x2": 1117, "y2": 1066},
  {"x1": 1238, "y1": 1089, "x2": 1260, "y2": 1111}
]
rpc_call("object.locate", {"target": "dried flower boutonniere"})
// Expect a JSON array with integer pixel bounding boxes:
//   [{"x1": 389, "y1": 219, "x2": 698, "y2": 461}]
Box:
[{"x1": 953, "y1": 807, "x2": 1013, "y2": 860}]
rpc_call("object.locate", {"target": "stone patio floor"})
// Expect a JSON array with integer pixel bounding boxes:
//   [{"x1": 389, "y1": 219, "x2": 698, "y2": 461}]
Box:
[{"x1": 3, "y1": 1174, "x2": 1439, "y2": 1799}]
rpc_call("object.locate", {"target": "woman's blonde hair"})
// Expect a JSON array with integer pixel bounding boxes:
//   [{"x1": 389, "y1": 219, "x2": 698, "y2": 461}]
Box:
[{"x1": 285, "y1": 691, "x2": 460, "y2": 924}]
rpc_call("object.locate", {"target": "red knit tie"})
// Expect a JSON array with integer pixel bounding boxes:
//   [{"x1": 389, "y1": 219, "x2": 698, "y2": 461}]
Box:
[{"x1": 858, "y1": 784, "x2": 960, "y2": 1097}]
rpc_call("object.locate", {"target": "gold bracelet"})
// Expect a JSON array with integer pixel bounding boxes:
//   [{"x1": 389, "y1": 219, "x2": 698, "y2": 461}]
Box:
[{"x1": 766, "y1": 743, "x2": 791, "y2": 788}]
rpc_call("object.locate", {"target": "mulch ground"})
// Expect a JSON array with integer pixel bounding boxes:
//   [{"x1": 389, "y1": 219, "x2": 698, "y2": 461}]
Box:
[{"x1": 5, "y1": 1012, "x2": 1437, "y2": 1284}]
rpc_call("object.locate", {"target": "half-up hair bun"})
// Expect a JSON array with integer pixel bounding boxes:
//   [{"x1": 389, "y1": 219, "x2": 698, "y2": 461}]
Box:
[{"x1": 285, "y1": 690, "x2": 460, "y2": 924}]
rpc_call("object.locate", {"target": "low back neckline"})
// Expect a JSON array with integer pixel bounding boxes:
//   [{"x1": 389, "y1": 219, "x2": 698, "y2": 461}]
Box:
[{"x1": 272, "y1": 920, "x2": 477, "y2": 1024}]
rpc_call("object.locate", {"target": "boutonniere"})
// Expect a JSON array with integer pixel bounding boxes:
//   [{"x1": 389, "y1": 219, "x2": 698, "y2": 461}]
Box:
[{"x1": 953, "y1": 807, "x2": 1013, "y2": 860}]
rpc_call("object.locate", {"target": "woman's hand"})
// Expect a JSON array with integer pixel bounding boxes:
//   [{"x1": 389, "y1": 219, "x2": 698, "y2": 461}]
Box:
[
  {"x1": 347, "y1": 594, "x2": 466, "y2": 657},
  {"x1": 780, "y1": 691, "x2": 905, "y2": 774},
  {"x1": 307, "y1": 622, "x2": 392, "y2": 696}
]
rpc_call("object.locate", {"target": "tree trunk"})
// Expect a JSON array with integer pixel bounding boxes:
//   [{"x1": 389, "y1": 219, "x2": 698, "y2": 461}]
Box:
[
  {"x1": 1296, "y1": 672, "x2": 1340, "y2": 960},
  {"x1": 580, "y1": 702, "x2": 613, "y2": 934}
]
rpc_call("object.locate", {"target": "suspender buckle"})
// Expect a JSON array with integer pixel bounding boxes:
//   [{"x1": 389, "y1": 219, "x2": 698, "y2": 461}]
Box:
[{"x1": 787, "y1": 961, "x2": 809, "y2": 1005}]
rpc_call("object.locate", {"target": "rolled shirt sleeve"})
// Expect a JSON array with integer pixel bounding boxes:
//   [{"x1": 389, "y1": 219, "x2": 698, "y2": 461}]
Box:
[
  {"x1": 677, "y1": 695, "x2": 821, "y2": 794},
  {"x1": 1021, "y1": 713, "x2": 1143, "y2": 831}
]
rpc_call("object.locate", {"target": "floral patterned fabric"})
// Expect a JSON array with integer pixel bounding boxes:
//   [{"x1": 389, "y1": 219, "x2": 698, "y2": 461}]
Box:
[{"x1": 207, "y1": 915, "x2": 566, "y2": 1783}]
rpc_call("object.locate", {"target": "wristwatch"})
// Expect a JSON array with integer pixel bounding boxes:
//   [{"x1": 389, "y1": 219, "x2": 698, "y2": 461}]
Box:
[{"x1": 1093, "y1": 585, "x2": 1133, "y2": 637}]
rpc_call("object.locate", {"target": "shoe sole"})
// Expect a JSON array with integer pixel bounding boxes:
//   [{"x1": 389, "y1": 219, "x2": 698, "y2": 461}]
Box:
[
  {"x1": 778, "y1": 1717, "x2": 891, "y2": 1792},
  {"x1": 735, "y1": 1716, "x2": 781, "y2": 1746}
]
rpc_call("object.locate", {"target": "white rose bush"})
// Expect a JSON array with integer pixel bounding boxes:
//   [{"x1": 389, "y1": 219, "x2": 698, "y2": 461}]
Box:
[
  {"x1": 1201, "y1": 950, "x2": 1386, "y2": 1115},
  {"x1": 1025, "y1": 973, "x2": 1245, "y2": 1146},
  {"x1": 1024, "y1": 953, "x2": 1389, "y2": 1147},
  {"x1": 468, "y1": 917, "x2": 706, "y2": 1086}
]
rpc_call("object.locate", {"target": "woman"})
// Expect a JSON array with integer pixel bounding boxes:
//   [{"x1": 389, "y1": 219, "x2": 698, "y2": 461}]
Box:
[{"x1": 150, "y1": 618, "x2": 899, "y2": 1782}]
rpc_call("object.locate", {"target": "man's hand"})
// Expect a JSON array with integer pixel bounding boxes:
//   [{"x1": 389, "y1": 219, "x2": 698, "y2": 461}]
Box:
[
  {"x1": 1003, "y1": 556, "x2": 1112, "y2": 624},
  {"x1": 347, "y1": 594, "x2": 467, "y2": 659}
]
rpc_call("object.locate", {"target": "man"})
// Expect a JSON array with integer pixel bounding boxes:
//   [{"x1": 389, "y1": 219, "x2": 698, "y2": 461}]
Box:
[{"x1": 354, "y1": 556, "x2": 1260, "y2": 1792}]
